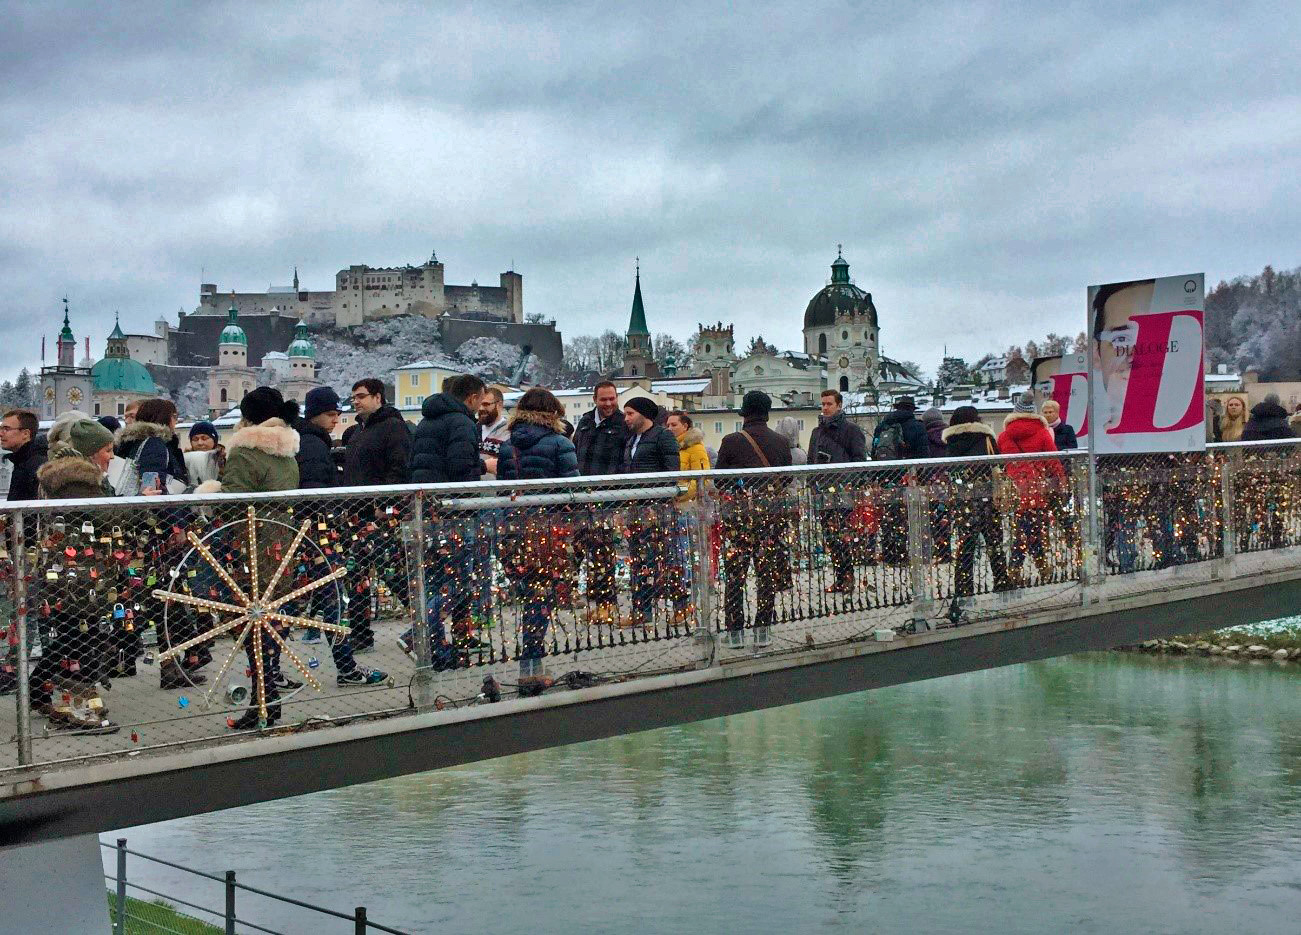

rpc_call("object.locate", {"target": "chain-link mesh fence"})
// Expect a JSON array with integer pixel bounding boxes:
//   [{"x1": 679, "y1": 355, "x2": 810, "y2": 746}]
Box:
[{"x1": 3, "y1": 439, "x2": 1299, "y2": 775}]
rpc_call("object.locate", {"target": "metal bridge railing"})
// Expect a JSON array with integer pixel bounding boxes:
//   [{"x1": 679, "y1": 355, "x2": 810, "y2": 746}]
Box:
[
  {"x1": 103, "y1": 836, "x2": 409, "y2": 934},
  {"x1": 2, "y1": 439, "x2": 1299, "y2": 775}
]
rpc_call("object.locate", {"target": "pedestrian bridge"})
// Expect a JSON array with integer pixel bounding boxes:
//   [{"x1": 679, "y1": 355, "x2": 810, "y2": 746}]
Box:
[{"x1": 3, "y1": 439, "x2": 1300, "y2": 845}]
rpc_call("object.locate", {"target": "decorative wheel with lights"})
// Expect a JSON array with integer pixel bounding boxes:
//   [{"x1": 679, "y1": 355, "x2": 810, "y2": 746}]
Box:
[{"x1": 152, "y1": 506, "x2": 350, "y2": 725}]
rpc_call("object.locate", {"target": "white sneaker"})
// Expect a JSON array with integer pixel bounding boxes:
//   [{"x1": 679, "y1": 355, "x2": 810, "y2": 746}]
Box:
[{"x1": 753, "y1": 625, "x2": 772, "y2": 648}]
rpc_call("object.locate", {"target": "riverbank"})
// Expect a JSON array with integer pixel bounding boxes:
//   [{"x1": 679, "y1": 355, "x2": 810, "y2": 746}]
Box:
[{"x1": 1119, "y1": 619, "x2": 1301, "y2": 662}]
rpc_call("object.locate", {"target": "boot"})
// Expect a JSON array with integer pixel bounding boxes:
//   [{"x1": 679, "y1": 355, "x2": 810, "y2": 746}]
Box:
[
  {"x1": 160, "y1": 660, "x2": 206, "y2": 689},
  {"x1": 227, "y1": 700, "x2": 281, "y2": 731}
]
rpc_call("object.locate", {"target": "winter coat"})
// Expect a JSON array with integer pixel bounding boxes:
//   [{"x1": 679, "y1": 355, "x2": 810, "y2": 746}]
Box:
[
  {"x1": 1049, "y1": 421, "x2": 1079, "y2": 451},
  {"x1": 809, "y1": 412, "x2": 867, "y2": 464},
  {"x1": 198, "y1": 418, "x2": 301, "y2": 495},
  {"x1": 411, "y1": 393, "x2": 483, "y2": 484},
  {"x1": 925, "y1": 421, "x2": 947, "y2": 458},
  {"x1": 1289, "y1": 412, "x2": 1301, "y2": 438},
  {"x1": 342, "y1": 405, "x2": 412, "y2": 487},
  {"x1": 675, "y1": 428, "x2": 710, "y2": 502},
  {"x1": 183, "y1": 447, "x2": 226, "y2": 487},
  {"x1": 36, "y1": 446, "x2": 114, "y2": 500},
  {"x1": 5, "y1": 435, "x2": 47, "y2": 502},
  {"x1": 715, "y1": 419, "x2": 792, "y2": 471},
  {"x1": 295, "y1": 419, "x2": 339, "y2": 489},
  {"x1": 116, "y1": 421, "x2": 190, "y2": 490},
  {"x1": 622, "y1": 423, "x2": 679, "y2": 474},
  {"x1": 496, "y1": 410, "x2": 579, "y2": 481},
  {"x1": 997, "y1": 413, "x2": 1066, "y2": 512},
  {"x1": 573, "y1": 408, "x2": 629, "y2": 477},
  {"x1": 940, "y1": 421, "x2": 1000, "y2": 487},
  {"x1": 1241, "y1": 400, "x2": 1293, "y2": 441},
  {"x1": 871, "y1": 409, "x2": 929, "y2": 460}
]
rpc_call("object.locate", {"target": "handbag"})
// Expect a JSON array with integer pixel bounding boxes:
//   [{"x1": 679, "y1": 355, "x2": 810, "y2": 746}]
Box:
[{"x1": 110, "y1": 445, "x2": 146, "y2": 497}]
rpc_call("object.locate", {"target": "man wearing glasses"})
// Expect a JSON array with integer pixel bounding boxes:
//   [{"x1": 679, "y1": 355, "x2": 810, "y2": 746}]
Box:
[
  {"x1": 2, "y1": 409, "x2": 46, "y2": 502},
  {"x1": 342, "y1": 378, "x2": 412, "y2": 487}
]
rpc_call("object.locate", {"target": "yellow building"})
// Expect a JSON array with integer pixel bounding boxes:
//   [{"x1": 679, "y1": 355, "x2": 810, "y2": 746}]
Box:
[{"x1": 393, "y1": 360, "x2": 468, "y2": 410}]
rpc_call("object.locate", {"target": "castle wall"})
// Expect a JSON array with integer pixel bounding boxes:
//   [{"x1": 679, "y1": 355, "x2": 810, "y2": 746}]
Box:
[{"x1": 440, "y1": 318, "x2": 564, "y2": 367}]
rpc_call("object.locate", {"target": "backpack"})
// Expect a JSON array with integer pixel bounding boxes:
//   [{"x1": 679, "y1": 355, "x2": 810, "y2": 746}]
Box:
[{"x1": 872, "y1": 420, "x2": 905, "y2": 461}]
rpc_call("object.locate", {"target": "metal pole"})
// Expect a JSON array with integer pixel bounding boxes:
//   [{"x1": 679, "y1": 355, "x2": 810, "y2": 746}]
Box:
[
  {"x1": 225, "y1": 870, "x2": 237, "y2": 935},
  {"x1": 13, "y1": 510, "x2": 31, "y2": 766},
  {"x1": 115, "y1": 838, "x2": 128, "y2": 933},
  {"x1": 1219, "y1": 447, "x2": 1239, "y2": 573},
  {"x1": 355, "y1": 906, "x2": 368, "y2": 934},
  {"x1": 905, "y1": 469, "x2": 935, "y2": 630},
  {"x1": 408, "y1": 493, "x2": 434, "y2": 711},
  {"x1": 692, "y1": 489, "x2": 715, "y2": 666},
  {"x1": 1084, "y1": 339, "x2": 1103, "y2": 592}
]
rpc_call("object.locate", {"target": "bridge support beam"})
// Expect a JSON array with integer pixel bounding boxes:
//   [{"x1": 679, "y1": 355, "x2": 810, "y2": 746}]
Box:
[{"x1": 0, "y1": 833, "x2": 109, "y2": 931}]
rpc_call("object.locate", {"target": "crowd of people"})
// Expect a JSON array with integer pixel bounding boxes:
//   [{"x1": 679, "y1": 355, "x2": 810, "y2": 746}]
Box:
[{"x1": 2, "y1": 376, "x2": 1299, "y2": 732}]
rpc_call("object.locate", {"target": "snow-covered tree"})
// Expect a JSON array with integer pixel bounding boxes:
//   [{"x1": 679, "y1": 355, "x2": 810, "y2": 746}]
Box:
[
  {"x1": 456, "y1": 336, "x2": 534, "y2": 383},
  {"x1": 654, "y1": 333, "x2": 687, "y2": 370},
  {"x1": 175, "y1": 378, "x2": 212, "y2": 420}
]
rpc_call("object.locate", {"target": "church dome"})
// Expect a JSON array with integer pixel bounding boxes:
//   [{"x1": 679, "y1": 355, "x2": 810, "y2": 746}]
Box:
[
  {"x1": 803, "y1": 250, "x2": 877, "y2": 331},
  {"x1": 220, "y1": 303, "x2": 248, "y2": 346},
  {"x1": 287, "y1": 322, "x2": 315, "y2": 358},
  {"x1": 92, "y1": 357, "x2": 155, "y2": 395}
]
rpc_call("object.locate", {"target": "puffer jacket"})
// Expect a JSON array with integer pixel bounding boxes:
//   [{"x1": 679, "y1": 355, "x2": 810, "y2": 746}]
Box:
[
  {"x1": 924, "y1": 420, "x2": 947, "y2": 457},
  {"x1": 342, "y1": 405, "x2": 411, "y2": 487},
  {"x1": 940, "y1": 421, "x2": 999, "y2": 487},
  {"x1": 573, "y1": 407, "x2": 629, "y2": 477},
  {"x1": 411, "y1": 393, "x2": 483, "y2": 484},
  {"x1": 295, "y1": 418, "x2": 338, "y2": 489},
  {"x1": 997, "y1": 413, "x2": 1065, "y2": 511},
  {"x1": 675, "y1": 427, "x2": 710, "y2": 502},
  {"x1": 622, "y1": 423, "x2": 679, "y2": 474},
  {"x1": 116, "y1": 421, "x2": 190, "y2": 489},
  {"x1": 198, "y1": 418, "x2": 300, "y2": 494},
  {"x1": 496, "y1": 410, "x2": 579, "y2": 481},
  {"x1": 1241, "y1": 400, "x2": 1292, "y2": 441}
]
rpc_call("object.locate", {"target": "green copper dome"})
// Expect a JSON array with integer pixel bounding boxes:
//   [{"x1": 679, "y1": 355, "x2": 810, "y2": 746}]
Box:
[
  {"x1": 92, "y1": 357, "x2": 155, "y2": 395},
  {"x1": 287, "y1": 322, "x2": 315, "y2": 358},
  {"x1": 219, "y1": 302, "x2": 248, "y2": 346}
]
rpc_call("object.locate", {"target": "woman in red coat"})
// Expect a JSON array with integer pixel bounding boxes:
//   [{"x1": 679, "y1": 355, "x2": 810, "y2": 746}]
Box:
[{"x1": 998, "y1": 393, "x2": 1066, "y2": 586}]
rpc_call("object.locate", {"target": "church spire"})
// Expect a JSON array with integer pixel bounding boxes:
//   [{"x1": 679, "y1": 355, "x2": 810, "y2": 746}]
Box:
[
  {"x1": 627, "y1": 259, "x2": 649, "y2": 337},
  {"x1": 293, "y1": 265, "x2": 299, "y2": 291}
]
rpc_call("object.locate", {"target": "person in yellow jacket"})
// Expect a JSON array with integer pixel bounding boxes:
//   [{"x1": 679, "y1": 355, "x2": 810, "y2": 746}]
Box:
[{"x1": 664, "y1": 411, "x2": 710, "y2": 626}]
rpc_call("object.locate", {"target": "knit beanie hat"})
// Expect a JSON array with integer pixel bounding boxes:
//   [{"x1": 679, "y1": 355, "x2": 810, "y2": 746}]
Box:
[
  {"x1": 65, "y1": 418, "x2": 115, "y2": 459},
  {"x1": 97, "y1": 415, "x2": 121, "y2": 434},
  {"x1": 303, "y1": 386, "x2": 342, "y2": 421},
  {"x1": 921, "y1": 407, "x2": 944, "y2": 425},
  {"x1": 240, "y1": 386, "x2": 298, "y2": 426},
  {"x1": 740, "y1": 390, "x2": 772, "y2": 419},
  {"x1": 624, "y1": 396, "x2": 659, "y2": 421},
  {"x1": 188, "y1": 420, "x2": 219, "y2": 444},
  {"x1": 1014, "y1": 392, "x2": 1036, "y2": 413}
]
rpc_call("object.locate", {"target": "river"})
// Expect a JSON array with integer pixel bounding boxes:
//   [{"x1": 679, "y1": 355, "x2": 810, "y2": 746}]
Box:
[{"x1": 113, "y1": 653, "x2": 1300, "y2": 934}]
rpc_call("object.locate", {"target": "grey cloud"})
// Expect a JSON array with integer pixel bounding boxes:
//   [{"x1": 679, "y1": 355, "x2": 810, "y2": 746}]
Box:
[{"x1": 1, "y1": 0, "x2": 1298, "y2": 380}]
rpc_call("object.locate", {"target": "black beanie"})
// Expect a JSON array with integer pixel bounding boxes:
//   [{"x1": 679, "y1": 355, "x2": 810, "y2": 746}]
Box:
[
  {"x1": 240, "y1": 386, "x2": 298, "y2": 426},
  {"x1": 624, "y1": 396, "x2": 658, "y2": 421},
  {"x1": 740, "y1": 390, "x2": 772, "y2": 419}
]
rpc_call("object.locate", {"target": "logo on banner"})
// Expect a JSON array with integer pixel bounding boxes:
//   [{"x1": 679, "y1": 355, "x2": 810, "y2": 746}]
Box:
[{"x1": 1088, "y1": 274, "x2": 1205, "y2": 454}]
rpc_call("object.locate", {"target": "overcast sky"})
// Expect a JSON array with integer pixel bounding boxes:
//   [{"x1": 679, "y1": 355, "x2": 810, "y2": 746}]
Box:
[{"x1": 3, "y1": 0, "x2": 1298, "y2": 380}]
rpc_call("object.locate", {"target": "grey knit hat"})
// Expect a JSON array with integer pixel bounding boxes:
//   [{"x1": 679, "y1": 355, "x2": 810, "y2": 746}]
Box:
[
  {"x1": 1014, "y1": 392, "x2": 1036, "y2": 414},
  {"x1": 921, "y1": 407, "x2": 944, "y2": 425},
  {"x1": 65, "y1": 418, "x2": 115, "y2": 458}
]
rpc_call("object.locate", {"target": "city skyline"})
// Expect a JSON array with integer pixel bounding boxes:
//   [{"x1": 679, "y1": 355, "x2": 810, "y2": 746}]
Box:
[{"x1": 2, "y1": 1, "x2": 1297, "y2": 379}]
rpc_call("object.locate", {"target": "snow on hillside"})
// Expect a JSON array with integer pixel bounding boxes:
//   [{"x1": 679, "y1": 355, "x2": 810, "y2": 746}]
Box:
[{"x1": 312, "y1": 316, "x2": 454, "y2": 390}]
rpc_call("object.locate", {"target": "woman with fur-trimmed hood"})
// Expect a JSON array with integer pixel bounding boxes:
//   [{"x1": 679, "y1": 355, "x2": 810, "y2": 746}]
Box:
[
  {"x1": 496, "y1": 388, "x2": 578, "y2": 691},
  {"x1": 997, "y1": 393, "x2": 1065, "y2": 586},
  {"x1": 115, "y1": 398, "x2": 189, "y2": 492},
  {"x1": 941, "y1": 407, "x2": 1011, "y2": 596}
]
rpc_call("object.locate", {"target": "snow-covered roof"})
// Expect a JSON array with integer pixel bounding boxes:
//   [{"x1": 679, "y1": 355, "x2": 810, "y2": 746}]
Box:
[
  {"x1": 978, "y1": 357, "x2": 1009, "y2": 371},
  {"x1": 397, "y1": 359, "x2": 460, "y2": 371},
  {"x1": 1205, "y1": 373, "x2": 1242, "y2": 383},
  {"x1": 651, "y1": 378, "x2": 711, "y2": 394}
]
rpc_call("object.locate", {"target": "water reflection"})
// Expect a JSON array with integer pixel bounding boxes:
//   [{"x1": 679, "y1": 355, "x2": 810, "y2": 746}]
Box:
[{"x1": 118, "y1": 654, "x2": 1300, "y2": 934}]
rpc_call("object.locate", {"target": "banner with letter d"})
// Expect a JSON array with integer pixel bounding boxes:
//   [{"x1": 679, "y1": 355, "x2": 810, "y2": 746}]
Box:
[{"x1": 1088, "y1": 273, "x2": 1205, "y2": 454}]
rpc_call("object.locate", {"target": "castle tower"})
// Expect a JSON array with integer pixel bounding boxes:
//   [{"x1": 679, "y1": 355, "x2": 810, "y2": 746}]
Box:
[
  {"x1": 620, "y1": 263, "x2": 660, "y2": 379},
  {"x1": 280, "y1": 321, "x2": 322, "y2": 404},
  {"x1": 209, "y1": 298, "x2": 258, "y2": 416},
  {"x1": 690, "y1": 321, "x2": 736, "y2": 394}
]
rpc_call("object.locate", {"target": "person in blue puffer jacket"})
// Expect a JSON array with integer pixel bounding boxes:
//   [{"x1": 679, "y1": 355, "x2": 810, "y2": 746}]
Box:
[{"x1": 497, "y1": 388, "x2": 579, "y2": 692}]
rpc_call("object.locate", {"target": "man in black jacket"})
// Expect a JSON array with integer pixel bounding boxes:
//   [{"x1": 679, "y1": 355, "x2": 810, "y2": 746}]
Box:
[
  {"x1": 571, "y1": 382, "x2": 627, "y2": 623},
  {"x1": 619, "y1": 396, "x2": 680, "y2": 628},
  {"x1": 715, "y1": 391, "x2": 792, "y2": 647},
  {"x1": 411, "y1": 374, "x2": 487, "y2": 484},
  {"x1": 808, "y1": 389, "x2": 867, "y2": 592},
  {"x1": 872, "y1": 396, "x2": 929, "y2": 564},
  {"x1": 3, "y1": 409, "x2": 45, "y2": 502},
  {"x1": 343, "y1": 378, "x2": 412, "y2": 487},
  {"x1": 296, "y1": 387, "x2": 343, "y2": 489}
]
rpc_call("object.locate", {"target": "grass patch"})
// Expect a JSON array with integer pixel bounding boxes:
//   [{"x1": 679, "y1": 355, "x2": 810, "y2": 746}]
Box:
[{"x1": 107, "y1": 891, "x2": 224, "y2": 934}]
